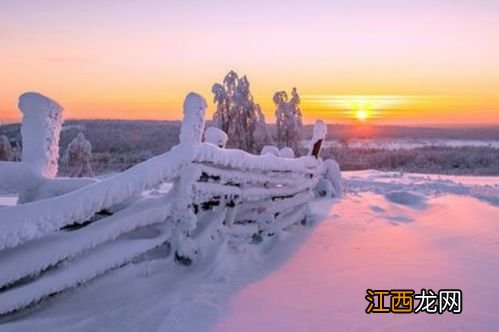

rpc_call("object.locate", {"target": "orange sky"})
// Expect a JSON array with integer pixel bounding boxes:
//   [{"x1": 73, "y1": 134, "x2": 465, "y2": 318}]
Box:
[{"x1": 1, "y1": 0, "x2": 498, "y2": 125}]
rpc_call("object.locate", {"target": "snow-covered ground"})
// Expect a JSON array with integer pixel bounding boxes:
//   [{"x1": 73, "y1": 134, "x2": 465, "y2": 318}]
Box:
[
  {"x1": 1, "y1": 171, "x2": 499, "y2": 331},
  {"x1": 0, "y1": 194, "x2": 17, "y2": 207}
]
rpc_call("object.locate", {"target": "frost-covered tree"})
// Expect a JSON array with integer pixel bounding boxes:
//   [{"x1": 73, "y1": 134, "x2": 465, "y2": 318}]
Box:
[
  {"x1": 212, "y1": 71, "x2": 272, "y2": 153},
  {"x1": 0, "y1": 135, "x2": 13, "y2": 161},
  {"x1": 274, "y1": 87, "x2": 303, "y2": 153},
  {"x1": 64, "y1": 132, "x2": 93, "y2": 177}
]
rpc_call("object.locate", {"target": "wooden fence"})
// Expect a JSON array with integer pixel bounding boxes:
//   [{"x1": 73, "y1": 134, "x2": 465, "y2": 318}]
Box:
[{"x1": 0, "y1": 92, "x2": 328, "y2": 315}]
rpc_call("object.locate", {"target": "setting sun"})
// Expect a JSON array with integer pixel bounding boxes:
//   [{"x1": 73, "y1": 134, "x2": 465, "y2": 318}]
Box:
[{"x1": 355, "y1": 109, "x2": 369, "y2": 121}]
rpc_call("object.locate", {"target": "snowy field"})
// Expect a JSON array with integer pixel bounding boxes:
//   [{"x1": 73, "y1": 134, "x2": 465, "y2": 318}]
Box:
[{"x1": 1, "y1": 171, "x2": 499, "y2": 331}]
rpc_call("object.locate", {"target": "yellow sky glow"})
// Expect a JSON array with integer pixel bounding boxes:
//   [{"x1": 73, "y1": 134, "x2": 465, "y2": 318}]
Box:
[{"x1": 0, "y1": 1, "x2": 498, "y2": 125}]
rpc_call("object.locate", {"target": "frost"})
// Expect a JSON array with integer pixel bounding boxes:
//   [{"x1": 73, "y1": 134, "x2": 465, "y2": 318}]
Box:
[{"x1": 64, "y1": 132, "x2": 93, "y2": 177}]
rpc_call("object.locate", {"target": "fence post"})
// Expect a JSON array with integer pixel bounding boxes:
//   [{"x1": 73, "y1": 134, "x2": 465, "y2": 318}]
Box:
[
  {"x1": 309, "y1": 120, "x2": 327, "y2": 159},
  {"x1": 18, "y1": 92, "x2": 63, "y2": 179},
  {"x1": 172, "y1": 92, "x2": 207, "y2": 265}
]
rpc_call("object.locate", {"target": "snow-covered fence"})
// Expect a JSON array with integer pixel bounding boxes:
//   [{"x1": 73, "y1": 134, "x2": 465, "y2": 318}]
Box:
[
  {"x1": 0, "y1": 92, "x2": 334, "y2": 315},
  {"x1": 193, "y1": 146, "x2": 321, "y2": 230},
  {"x1": 0, "y1": 93, "x2": 97, "y2": 204}
]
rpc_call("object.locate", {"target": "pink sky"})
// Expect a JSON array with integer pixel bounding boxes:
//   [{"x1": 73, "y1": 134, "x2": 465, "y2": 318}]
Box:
[{"x1": 1, "y1": 0, "x2": 498, "y2": 124}]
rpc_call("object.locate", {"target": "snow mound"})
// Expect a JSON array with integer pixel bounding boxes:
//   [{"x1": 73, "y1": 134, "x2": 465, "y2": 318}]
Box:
[
  {"x1": 279, "y1": 147, "x2": 295, "y2": 158},
  {"x1": 322, "y1": 159, "x2": 342, "y2": 197},
  {"x1": 384, "y1": 191, "x2": 427, "y2": 210},
  {"x1": 261, "y1": 145, "x2": 279, "y2": 156},
  {"x1": 204, "y1": 127, "x2": 228, "y2": 148}
]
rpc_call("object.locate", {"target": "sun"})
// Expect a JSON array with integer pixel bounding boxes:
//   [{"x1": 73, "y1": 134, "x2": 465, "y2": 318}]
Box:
[{"x1": 355, "y1": 109, "x2": 369, "y2": 121}]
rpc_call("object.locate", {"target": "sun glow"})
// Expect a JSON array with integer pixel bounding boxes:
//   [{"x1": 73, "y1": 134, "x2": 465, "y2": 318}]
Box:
[
  {"x1": 303, "y1": 95, "x2": 417, "y2": 123},
  {"x1": 356, "y1": 109, "x2": 369, "y2": 121}
]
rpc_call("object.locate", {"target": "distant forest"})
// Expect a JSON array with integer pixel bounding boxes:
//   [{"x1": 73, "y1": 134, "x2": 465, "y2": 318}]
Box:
[{"x1": 1, "y1": 120, "x2": 499, "y2": 175}]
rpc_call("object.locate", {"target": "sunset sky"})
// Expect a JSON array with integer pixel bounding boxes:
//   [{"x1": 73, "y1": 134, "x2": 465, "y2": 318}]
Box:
[{"x1": 1, "y1": 0, "x2": 498, "y2": 125}]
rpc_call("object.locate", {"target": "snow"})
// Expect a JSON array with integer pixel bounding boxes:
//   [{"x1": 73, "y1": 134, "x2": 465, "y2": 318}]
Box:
[
  {"x1": 322, "y1": 159, "x2": 342, "y2": 197},
  {"x1": 260, "y1": 145, "x2": 279, "y2": 156},
  {"x1": 2, "y1": 171, "x2": 498, "y2": 331},
  {"x1": 171, "y1": 92, "x2": 208, "y2": 258},
  {"x1": 0, "y1": 146, "x2": 188, "y2": 251},
  {"x1": 0, "y1": 194, "x2": 17, "y2": 207},
  {"x1": 311, "y1": 119, "x2": 327, "y2": 144},
  {"x1": 197, "y1": 143, "x2": 321, "y2": 174},
  {"x1": 278, "y1": 147, "x2": 295, "y2": 158},
  {"x1": 0, "y1": 161, "x2": 36, "y2": 193},
  {"x1": 212, "y1": 72, "x2": 272, "y2": 153},
  {"x1": 19, "y1": 92, "x2": 63, "y2": 179},
  {"x1": 215, "y1": 193, "x2": 499, "y2": 331},
  {"x1": 180, "y1": 92, "x2": 207, "y2": 146},
  {"x1": 314, "y1": 178, "x2": 333, "y2": 197},
  {"x1": 0, "y1": 195, "x2": 174, "y2": 290},
  {"x1": 308, "y1": 119, "x2": 327, "y2": 157},
  {"x1": 384, "y1": 190, "x2": 427, "y2": 209},
  {"x1": 0, "y1": 225, "x2": 172, "y2": 315},
  {"x1": 204, "y1": 127, "x2": 228, "y2": 148}
]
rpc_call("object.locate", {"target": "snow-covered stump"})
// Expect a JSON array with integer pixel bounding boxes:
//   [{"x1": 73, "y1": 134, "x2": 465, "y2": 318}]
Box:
[
  {"x1": 171, "y1": 92, "x2": 207, "y2": 265},
  {"x1": 19, "y1": 92, "x2": 63, "y2": 179}
]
